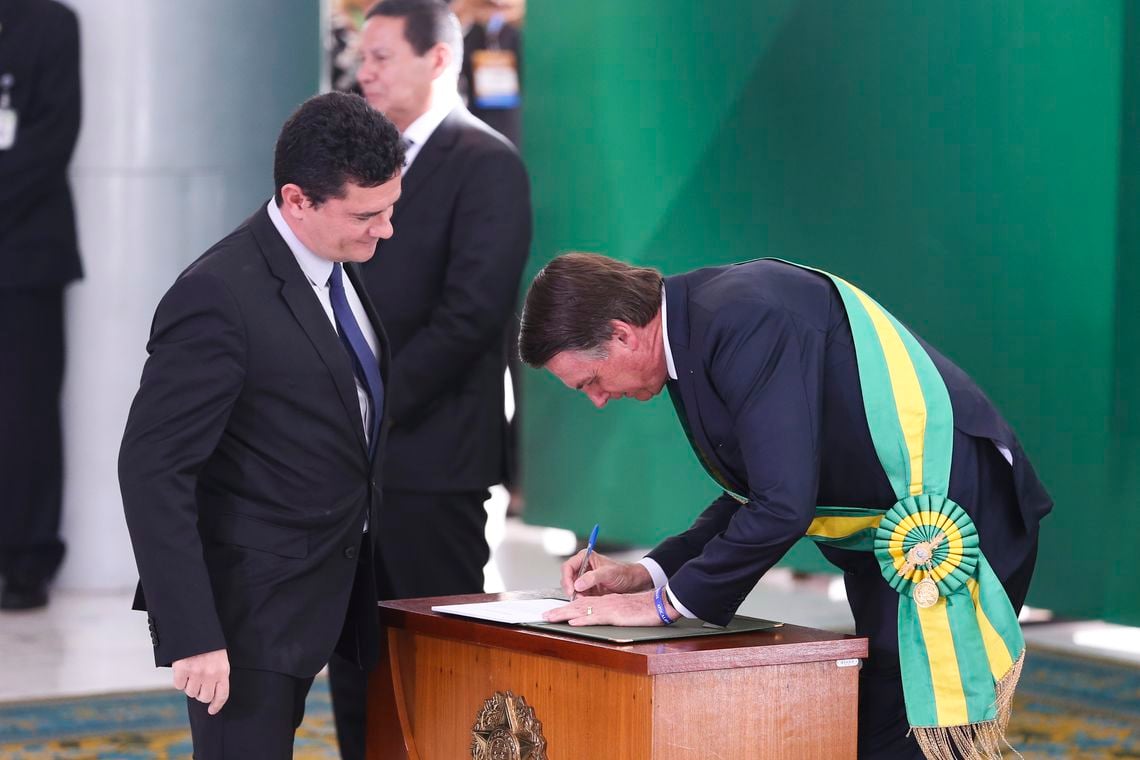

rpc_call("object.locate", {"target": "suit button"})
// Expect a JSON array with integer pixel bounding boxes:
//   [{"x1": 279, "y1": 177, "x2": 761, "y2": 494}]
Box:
[{"x1": 344, "y1": 546, "x2": 357, "y2": 559}]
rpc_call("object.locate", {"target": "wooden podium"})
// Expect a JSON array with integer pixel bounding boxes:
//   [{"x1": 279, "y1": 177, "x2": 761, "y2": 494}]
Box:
[{"x1": 367, "y1": 591, "x2": 867, "y2": 759}]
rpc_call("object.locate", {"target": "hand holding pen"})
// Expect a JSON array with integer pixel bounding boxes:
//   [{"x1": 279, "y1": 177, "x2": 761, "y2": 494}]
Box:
[
  {"x1": 559, "y1": 525, "x2": 656, "y2": 599},
  {"x1": 569, "y1": 524, "x2": 599, "y2": 601},
  {"x1": 548, "y1": 525, "x2": 672, "y2": 626}
]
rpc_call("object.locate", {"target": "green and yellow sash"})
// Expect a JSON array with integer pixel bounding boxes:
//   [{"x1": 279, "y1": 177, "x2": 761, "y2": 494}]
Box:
[{"x1": 673, "y1": 261, "x2": 1024, "y2": 760}]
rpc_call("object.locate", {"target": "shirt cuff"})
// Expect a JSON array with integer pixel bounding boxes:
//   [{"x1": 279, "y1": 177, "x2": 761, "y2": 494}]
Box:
[
  {"x1": 664, "y1": 585, "x2": 698, "y2": 619},
  {"x1": 637, "y1": 557, "x2": 668, "y2": 589},
  {"x1": 637, "y1": 558, "x2": 698, "y2": 620}
]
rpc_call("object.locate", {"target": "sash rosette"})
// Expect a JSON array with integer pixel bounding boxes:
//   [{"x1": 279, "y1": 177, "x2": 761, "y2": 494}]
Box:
[
  {"x1": 874, "y1": 494, "x2": 1024, "y2": 759},
  {"x1": 876, "y1": 494, "x2": 978, "y2": 600}
]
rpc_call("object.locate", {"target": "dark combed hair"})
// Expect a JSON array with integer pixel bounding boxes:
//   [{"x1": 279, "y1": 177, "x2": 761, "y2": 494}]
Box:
[
  {"x1": 366, "y1": 0, "x2": 463, "y2": 63},
  {"x1": 273, "y1": 91, "x2": 405, "y2": 207},
  {"x1": 518, "y1": 253, "x2": 664, "y2": 368}
]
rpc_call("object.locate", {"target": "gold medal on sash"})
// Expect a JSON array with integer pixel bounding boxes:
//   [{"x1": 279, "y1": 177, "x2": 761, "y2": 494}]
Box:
[
  {"x1": 913, "y1": 578, "x2": 940, "y2": 608},
  {"x1": 902, "y1": 536, "x2": 944, "y2": 608}
]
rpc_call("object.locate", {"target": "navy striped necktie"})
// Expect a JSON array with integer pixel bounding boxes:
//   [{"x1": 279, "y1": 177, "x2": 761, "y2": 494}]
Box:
[{"x1": 328, "y1": 262, "x2": 383, "y2": 457}]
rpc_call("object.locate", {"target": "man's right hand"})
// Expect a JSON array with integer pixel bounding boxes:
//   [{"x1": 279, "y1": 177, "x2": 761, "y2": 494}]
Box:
[
  {"x1": 560, "y1": 550, "x2": 654, "y2": 598},
  {"x1": 172, "y1": 648, "x2": 230, "y2": 715}
]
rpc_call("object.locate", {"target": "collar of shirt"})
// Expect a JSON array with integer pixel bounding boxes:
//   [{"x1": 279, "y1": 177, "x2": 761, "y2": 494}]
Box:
[
  {"x1": 266, "y1": 198, "x2": 334, "y2": 288},
  {"x1": 401, "y1": 92, "x2": 459, "y2": 170},
  {"x1": 661, "y1": 287, "x2": 677, "y2": 380}
]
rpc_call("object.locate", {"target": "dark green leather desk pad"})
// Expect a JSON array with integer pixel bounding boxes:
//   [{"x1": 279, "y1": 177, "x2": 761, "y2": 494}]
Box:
[{"x1": 522, "y1": 615, "x2": 782, "y2": 643}]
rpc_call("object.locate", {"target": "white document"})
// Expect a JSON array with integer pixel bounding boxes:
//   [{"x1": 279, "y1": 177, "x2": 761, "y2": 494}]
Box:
[{"x1": 431, "y1": 598, "x2": 566, "y2": 624}]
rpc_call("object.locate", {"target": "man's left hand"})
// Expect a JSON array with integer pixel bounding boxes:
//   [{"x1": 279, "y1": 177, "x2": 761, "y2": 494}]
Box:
[{"x1": 541, "y1": 589, "x2": 676, "y2": 627}]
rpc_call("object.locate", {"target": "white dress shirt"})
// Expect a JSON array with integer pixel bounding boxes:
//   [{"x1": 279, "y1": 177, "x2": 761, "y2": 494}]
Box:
[
  {"x1": 400, "y1": 92, "x2": 459, "y2": 170},
  {"x1": 266, "y1": 199, "x2": 379, "y2": 444}
]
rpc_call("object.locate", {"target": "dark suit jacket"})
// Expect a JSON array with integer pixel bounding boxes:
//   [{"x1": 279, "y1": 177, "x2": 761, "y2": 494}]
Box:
[
  {"x1": 648, "y1": 260, "x2": 1053, "y2": 626},
  {"x1": 0, "y1": 0, "x2": 82, "y2": 287},
  {"x1": 360, "y1": 105, "x2": 531, "y2": 493},
  {"x1": 119, "y1": 206, "x2": 389, "y2": 678}
]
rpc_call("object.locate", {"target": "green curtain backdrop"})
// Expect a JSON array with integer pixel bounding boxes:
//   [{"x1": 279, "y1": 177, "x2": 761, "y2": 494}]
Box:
[
  {"x1": 519, "y1": 1, "x2": 1139, "y2": 624},
  {"x1": 1106, "y1": 1, "x2": 1139, "y2": 625}
]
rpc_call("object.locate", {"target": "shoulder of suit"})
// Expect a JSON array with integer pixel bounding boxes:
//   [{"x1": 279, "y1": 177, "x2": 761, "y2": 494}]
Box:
[
  {"x1": 35, "y1": 0, "x2": 79, "y2": 28},
  {"x1": 179, "y1": 220, "x2": 263, "y2": 283},
  {"x1": 683, "y1": 263, "x2": 801, "y2": 319},
  {"x1": 451, "y1": 109, "x2": 522, "y2": 158}
]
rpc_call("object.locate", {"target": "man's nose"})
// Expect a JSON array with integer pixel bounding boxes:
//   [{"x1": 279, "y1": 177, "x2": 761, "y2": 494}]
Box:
[
  {"x1": 586, "y1": 389, "x2": 608, "y2": 409},
  {"x1": 369, "y1": 218, "x2": 394, "y2": 239}
]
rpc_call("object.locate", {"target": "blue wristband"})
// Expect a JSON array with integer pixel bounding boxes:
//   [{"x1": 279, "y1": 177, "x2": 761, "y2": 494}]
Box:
[{"x1": 654, "y1": 586, "x2": 676, "y2": 626}]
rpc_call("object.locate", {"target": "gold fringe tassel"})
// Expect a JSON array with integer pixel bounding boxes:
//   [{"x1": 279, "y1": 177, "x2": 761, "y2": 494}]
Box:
[{"x1": 911, "y1": 651, "x2": 1025, "y2": 760}]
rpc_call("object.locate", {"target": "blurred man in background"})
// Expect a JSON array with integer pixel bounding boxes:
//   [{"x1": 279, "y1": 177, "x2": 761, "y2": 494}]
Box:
[
  {"x1": 0, "y1": 0, "x2": 81, "y2": 611},
  {"x1": 452, "y1": 0, "x2": 524, "y2": 145},
  {"x1": 328, "y1": 1, "x2": 531, "y2": 757}
]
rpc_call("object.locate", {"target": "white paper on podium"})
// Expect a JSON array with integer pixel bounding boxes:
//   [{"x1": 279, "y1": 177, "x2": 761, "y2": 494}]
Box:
[{"x1": 431, "y1": 598, "x2": 566, "y2": 624}]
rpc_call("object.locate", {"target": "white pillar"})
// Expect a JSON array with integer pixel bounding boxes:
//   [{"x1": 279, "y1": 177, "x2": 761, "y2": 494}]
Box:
[{"x1": 57, "y1": 0, "x2": 322, "y2": 590}]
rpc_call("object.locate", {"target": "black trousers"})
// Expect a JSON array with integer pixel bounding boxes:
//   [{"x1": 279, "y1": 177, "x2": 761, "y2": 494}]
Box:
[
  {"x1": 0, "y1": 288, "x2": 66, "y2": 586},
  {"x1": 186, "y1": 667, "x2": 315, "y2": 759},
  {"x1": 822, "y1": 436, "x2": 1040, "y2": 759},
  {"x1": 329, "y1": 488, "x2": 490, "y2": 760}
]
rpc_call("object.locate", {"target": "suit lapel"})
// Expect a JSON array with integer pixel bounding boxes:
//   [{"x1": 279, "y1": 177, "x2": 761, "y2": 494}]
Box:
[
  {"x1": 397, "y1": 107, "x2": 463, "y2": 208},
  {"x1": 664, "y1": 276, "x2": 748, "y2": 495},
  {"x1": 250, "y1": 207, "x2": 369, "y2": 455}
]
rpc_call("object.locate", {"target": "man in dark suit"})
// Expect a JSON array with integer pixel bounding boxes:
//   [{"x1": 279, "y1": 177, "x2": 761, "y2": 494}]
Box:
[
  {"x1": 518, "y1": 254, "x2": 1052, "y2": 759},
  {"x1": 118, "y1": 93, "x2": 404, "y2": 759},
  {"x1": 0, "y1": 0, "x2": 81, "y2": 611},
  {"x1": 327, "y1": 2, "x2": 531, "y2": 757}
]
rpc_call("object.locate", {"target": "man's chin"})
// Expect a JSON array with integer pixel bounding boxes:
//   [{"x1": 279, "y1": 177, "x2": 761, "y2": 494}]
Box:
[{"x1": 355, "y1": 243, "x2": 379, "y2": 261}]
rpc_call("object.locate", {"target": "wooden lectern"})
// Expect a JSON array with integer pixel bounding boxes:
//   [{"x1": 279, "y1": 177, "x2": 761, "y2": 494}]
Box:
[{"x1": 367, "y1": 591, "x2": 868, "y2": 759}]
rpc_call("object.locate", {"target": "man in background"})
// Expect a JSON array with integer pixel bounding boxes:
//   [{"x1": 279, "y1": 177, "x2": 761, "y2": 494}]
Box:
[
  {"x1": 328, "y1": 1, "x2": 531, "y2": 757},
  {"x1": 452, "y1": 0, "x2": 524, "y2": 145},
  {"x1": 0, "y1": 0, "x2": 82, "y2": 611},
  {"x1": 119, "y1": 93, "x2": 404, "y2": 758}
]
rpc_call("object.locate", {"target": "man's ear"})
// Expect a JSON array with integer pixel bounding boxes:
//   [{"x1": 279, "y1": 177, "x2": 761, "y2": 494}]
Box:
[
  {"x1": 610, "y1": 320, "x2": 639, "y2": 350},
  {"x1": 430, "y1": 42, "x2": 454, "y2": 80},
  {"x1": 279, "y1": 184, "x2": 310, "y2": 219}
]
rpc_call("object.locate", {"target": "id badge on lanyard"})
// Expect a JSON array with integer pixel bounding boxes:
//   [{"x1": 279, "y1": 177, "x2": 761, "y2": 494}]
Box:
[
  {"x1": 0, "y1": 73, "x2": 17, "y2": 151},
  {"x1": 471, "y1": 14, "x2": 520, "y2": 110}
]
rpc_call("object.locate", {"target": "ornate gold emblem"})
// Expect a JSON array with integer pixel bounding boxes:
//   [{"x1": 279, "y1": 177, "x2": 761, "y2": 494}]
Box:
[
  {"x1": 898, "y1": 532, "x2": 946, "y2": 577},
  {"x1": 470, "y1": 690, "x2": 548, "y2": 760},
  {"x1": 913, "y1": 578, "x2": 940, "y2": 608}
]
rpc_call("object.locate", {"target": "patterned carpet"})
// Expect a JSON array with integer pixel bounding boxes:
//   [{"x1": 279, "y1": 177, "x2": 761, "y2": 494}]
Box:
[
  {"x1": 0, "y1": 679, "x2": 338, "y2": 760},
  {"x1": 0, "y1": 648, "x2": 1137, "y2": 758}
]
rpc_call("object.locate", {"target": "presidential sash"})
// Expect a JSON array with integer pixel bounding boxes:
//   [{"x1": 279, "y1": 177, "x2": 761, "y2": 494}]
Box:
[{"x1": 670, "y1": 261, "x2": 1024, "y2": 760}]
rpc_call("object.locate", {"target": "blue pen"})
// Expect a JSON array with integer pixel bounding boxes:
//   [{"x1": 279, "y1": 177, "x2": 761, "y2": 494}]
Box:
[{"x1": 571, "y1": 523, "x2": 600, "y2": 601}]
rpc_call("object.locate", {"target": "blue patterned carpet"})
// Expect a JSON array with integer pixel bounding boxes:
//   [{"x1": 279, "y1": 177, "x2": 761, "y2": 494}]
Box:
[
  {"x1": 0, "y1": 649, "x2": 1137, "y2": 758},
  {"x1": 1006, "y1": 648, "x2": 1140, "y2": 758},
  {"x1": 0, "y1": 678, "x2": 338, "y2": 759}
]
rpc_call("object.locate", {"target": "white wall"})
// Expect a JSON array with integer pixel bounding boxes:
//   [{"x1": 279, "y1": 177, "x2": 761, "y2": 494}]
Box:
[{"x1": 56, "y1": 0, "x2": 322, "y2": 590}]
